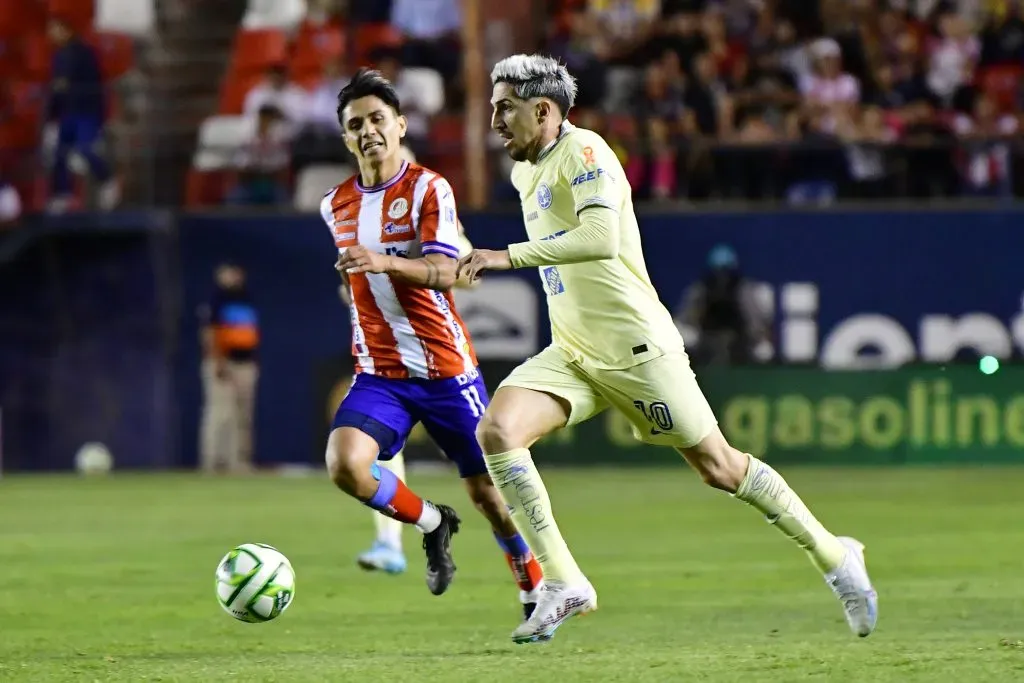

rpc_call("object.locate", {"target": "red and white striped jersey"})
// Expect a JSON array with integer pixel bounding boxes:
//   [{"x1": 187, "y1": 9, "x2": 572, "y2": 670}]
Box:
[{"x1": 320, "y1": 161, "x2": 478, "y2": 379}]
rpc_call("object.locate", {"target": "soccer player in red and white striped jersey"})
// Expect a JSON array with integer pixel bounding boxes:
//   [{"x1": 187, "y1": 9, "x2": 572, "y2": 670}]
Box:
[{"x1": 321, "y1": 69, "x2": 542, "y2": 613}]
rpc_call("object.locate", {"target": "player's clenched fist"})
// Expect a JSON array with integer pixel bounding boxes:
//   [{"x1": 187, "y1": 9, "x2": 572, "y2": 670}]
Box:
[
  {"x1": 456, "y1": 249, "x2": 512, "y2": 282},
  {"x1": 336, "y1": 245, "x2": 391, "y2": 275}
]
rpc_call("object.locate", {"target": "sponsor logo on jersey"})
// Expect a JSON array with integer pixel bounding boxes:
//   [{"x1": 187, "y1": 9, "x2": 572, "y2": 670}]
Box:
[
  {"x1": 542, "y1": 266, "x2": 565, "y2": 295},
  {"x1": 383, "y1": 222, "x2": 414, "y2": 237},
  {"x1": 570, "y1": 168, "x2": 607, "y2": 186}
]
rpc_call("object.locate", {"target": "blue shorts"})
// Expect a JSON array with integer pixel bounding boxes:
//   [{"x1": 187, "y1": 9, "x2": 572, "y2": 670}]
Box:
[{"x1": 332, "y1": 369, "x2": 490, "y2": 478}]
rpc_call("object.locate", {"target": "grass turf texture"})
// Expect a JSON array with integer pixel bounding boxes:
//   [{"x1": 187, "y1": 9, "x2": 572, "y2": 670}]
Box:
[{"x1": 2, "y1": 467, "x2": 1023, "y2": 682}]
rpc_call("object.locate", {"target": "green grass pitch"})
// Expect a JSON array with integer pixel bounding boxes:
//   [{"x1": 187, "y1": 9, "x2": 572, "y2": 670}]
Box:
[{"x1": 3, "y1": 467, "x2": 1024, "y2": 682}]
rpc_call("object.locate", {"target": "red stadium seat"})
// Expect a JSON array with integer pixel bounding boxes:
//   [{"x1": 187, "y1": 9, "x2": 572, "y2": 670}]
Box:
[
  {"x1": 91, "y1": 32, "x2": 135, "y2": 79},
  {"x1": 185, "y1": 169, "x2": 236, "y2": 207},
  {"x1": 978, "y1": 64, "x2": 1024, "y2": 114},
  {"x1": 352, "y1": 22, "x2": 402, "y2": 67},
  {"x1": 427, "y1": 114, "x2": 464, "y2": 155},
  {"x1": 0, "y1": 2, "x2": 46, "y2": 38},
  {"x1": 290, "y1": 20, "x2": 345, "y2": 80},
  {"x1": 21, "y1": 32, "x2": 52, "y2": 82},
  {"x1": 218, "y1": 72, "x2": 263, "y2": 115},
  {"x1": 47, "y1": 0, "x2": 95, "y2": 33},
  {"x1": 229, "y1": 29, "x2": 289, "y2": 75}
]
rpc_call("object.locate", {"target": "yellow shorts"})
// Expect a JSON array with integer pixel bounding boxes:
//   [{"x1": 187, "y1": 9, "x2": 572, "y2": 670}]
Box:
[{"x1": 498, "y1": 345, "x2": 718, "y2": 448}]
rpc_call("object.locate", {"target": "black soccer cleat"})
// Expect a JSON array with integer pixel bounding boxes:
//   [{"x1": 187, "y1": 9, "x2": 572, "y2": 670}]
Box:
[{"x1": 422, "y1": 504, "x2": 461, "y2": 595}]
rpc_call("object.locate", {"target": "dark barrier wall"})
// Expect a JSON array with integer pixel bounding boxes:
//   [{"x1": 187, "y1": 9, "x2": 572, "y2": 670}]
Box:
[{"x1": 174, "y1": 207, "x2": 1024, "y2": 469}]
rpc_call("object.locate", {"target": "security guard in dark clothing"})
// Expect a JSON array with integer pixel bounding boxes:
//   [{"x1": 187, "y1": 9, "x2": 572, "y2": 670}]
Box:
[
  {"x1": 676, "y1": 245, "x2": 771, "y2": 366},
  {"x1": 198, "y1": 263, "x2": 259, "y2": 473}
]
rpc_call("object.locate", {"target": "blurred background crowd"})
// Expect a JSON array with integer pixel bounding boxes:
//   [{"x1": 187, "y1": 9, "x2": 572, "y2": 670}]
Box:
[{"x1": 1, "y1": 0, "x2": 1023, "y2": 217}]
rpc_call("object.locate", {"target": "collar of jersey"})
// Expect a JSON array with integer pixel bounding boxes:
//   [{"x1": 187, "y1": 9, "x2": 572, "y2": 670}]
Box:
[
  {"x1": 356, "y1": 160, "x2": 409, "y2": 193},
  {"x1": 535, "y1": 121, "x2": 575, "y2": 164}
]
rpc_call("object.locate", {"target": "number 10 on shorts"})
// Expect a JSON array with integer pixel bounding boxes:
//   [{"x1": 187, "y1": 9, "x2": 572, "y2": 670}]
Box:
[
  {"x1": 461, "y1": 386, "x2": 487, "y2": 418},
  {"x1": 633, "y1": 399, "x2": 673, "y2": 435}
]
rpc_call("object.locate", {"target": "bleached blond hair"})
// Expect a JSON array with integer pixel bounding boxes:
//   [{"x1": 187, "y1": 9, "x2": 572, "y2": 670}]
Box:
[{"x1": 490, "y1": 54, "x2": 578, "y2": 116}]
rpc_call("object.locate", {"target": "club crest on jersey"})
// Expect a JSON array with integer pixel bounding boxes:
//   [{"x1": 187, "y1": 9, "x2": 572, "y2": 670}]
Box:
[
  {"x1": 536, "y1": 183, "x2": 552, "y2": 210},
  {"x1": 388, "y1": 197, "x2": 409, "y2": 219}
]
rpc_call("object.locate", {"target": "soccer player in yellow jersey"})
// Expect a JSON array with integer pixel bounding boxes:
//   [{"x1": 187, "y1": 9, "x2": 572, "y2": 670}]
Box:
[{"x1": 457, "y1": 54, "x2": 878, "y2": 644}]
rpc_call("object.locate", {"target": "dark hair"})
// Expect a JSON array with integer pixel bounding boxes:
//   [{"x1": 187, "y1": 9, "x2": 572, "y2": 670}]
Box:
[{"x1": 336, "y1": 68, "x2": 402, "y2": 127}]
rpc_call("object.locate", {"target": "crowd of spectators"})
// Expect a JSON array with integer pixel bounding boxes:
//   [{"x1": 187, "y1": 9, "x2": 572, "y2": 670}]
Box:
[{"x1": 537, "y1": 0, "x2": 1024, "y2": 202}]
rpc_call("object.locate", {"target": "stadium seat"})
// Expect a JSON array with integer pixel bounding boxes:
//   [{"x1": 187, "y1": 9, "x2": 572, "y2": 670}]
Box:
[
  {"x1": 22, "y1": 32, "x2": 52, "y2": 82},
  {"x1": 428, "y1": 114, "x2": 464, "y2": 156},
  {"x1": 229, "y1": 29, "x2": 289, "y2": 75},
  {"x1": 95, "y1": 0, "x2": 155, "y2": 37},
  {"x1": 352, "y1": 23, "x2": 402, "y2": 67},
  {"x1": 290, "y1": 20, "x2": 345, "y2": 82},
  {"x1": 193, "y1": 115, "x2": 253, "y2": 171},
  {"x1": 242, "y1": 0, "x2": 307, "y2": 31},
  {"x1": 0, "y1": 3, "x2": 45, "y2": 39},
  {"x1": 293, "y1": 164, "x2": 355, "y2": 211},
  {"x1": 92, "y1": 32, "x2": 135, "y2": 79},
  {"x1": 401, "y1": 68, "x2": 445, "y2": 116},
  {"x1": 47, "y1": 0, "x2": 95, "y2": 33},
  {"x1": 978, "y1": 64, "x2": 1024, "y2": 114},
  {"x1": 218, "y1": 71, "x2": 264, "y2": 115}
]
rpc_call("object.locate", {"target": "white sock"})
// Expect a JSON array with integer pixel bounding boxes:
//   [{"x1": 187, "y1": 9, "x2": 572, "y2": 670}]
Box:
[
  {"x1": 374, "y1": 452, "x2": 406, "y2": 549},
  {"x1": 415, "y1": 501, "x2": 442, "y2": 534}
]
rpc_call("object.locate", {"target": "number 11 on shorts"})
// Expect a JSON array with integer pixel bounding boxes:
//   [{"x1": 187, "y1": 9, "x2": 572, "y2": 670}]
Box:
[
  {"x1": 633, "y1": 399, "x2": 674, "y2": 435},
  {"x1": 461, "y1": 386, "x2": 487, "y2": 418}
]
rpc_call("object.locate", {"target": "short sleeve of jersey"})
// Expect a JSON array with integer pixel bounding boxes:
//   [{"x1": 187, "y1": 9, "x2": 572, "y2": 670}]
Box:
[
  {"x1": 559, "y1": 135, "x2": 622, "y2": 215},
  {"x1": 419, "y1": 177, "x2": 460, "y2": 259},
  {"x1": 320, "y1": 187, "x2": 342, "y2": 251}
]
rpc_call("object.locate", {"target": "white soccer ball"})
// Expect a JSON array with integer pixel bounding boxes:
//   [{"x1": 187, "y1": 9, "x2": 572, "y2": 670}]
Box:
[
  {"x1": 215, "y1": 543, "x2": 296, "y2": 623},
  {"x1": 75, "y1": 442, "x2": 113, "y2": 475}
]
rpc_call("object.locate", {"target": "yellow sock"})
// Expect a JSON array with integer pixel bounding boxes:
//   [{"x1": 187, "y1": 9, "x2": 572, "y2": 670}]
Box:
[
  {"x1": 373, "y1": 452, "x2": 405, "y2": 549},
  {"x1": 733, "y1": 454, "x2": 846, "y2": 573},
  {"x1": 484, "y1": 448, "x2": 585, "y2": 584}
]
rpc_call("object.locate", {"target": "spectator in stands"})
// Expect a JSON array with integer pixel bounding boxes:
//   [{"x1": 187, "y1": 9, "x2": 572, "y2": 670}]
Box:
[
  {"x1": 44, "y1": 16, "x2": 119, "y2": 213},
  {"x1": 306, "y1": 59, "x2": 351, "y2": 137},
  {"x1": 390, "y1": 0, "x2": 462, "y2": 82},
  {"x1": 837, "y1": 104, "x2": 896, "y2": 198},
  {"x1": 980, "y1": 2, "x2": 1024, "y2": 66},
  {"x1": 372, "y1": 47, "x2": 436, "y2": 158},
  {"x1": 799, "y1": 38, "x2": 860, "y2": 134},
  {"x1": 291, "y1": 59, "x2": 352, "y2": 172},
  {"x1": 243, "y1": 64, "x2": 309, "y2": 136},
  {"x1": 227, "y1": 105, "x2": 291, "y2": 206},
  {"x1": 953, "y1": 91, "x2": 1018, "y2": 196},
  {"x1": 547, "y1": 7, "x2": 610, "y2": 110},
  {"x1": 926, "y1": 11, "x2": 980, "y2": 107},
  {"x1": 199, "y1": 263, "x2": 260, "y2": 475},
  {"x1": 632, "y1": 59, "x2": 687, "y2": 198},
  {"x1": 0, "y1": 178, "x2": 21, "y2": 228}
]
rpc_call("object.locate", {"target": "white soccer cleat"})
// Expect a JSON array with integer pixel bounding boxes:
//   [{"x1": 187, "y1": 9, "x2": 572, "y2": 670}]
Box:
[
  {"x1": 511, "y1": 579, "x2": 597, "y2": 644},
  {"x1": 825, "y1": 536, "x2": 878, "y2": 637}
]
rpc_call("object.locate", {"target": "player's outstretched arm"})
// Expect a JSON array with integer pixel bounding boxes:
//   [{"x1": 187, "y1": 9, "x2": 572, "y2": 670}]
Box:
[
  {"x1": 337, "y1": 245, "x2": 456, "y2": 290},
  {"x1": 509, "y1": 205, "x2": 619, "y2": 268}
]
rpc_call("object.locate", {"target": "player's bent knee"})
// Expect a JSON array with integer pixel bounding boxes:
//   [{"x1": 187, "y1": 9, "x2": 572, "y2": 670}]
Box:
[
  {"x1": 678, "y1": 427, "x2": 749, "y2": 493},
  {"x1": 476, "y1": 411, "x2": 522, "y2": 455},
  {"x1": 325, "y1": 427, "x2": 380, "y2": 497}
]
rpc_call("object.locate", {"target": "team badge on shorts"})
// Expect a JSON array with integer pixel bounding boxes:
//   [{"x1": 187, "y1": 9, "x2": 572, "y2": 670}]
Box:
[
  {"x1": 388, "y1": 197, "x2": 409, "y2": 219},
  {"x1": 536, "y1": 184, "x2": 552, "y2": 210}
]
